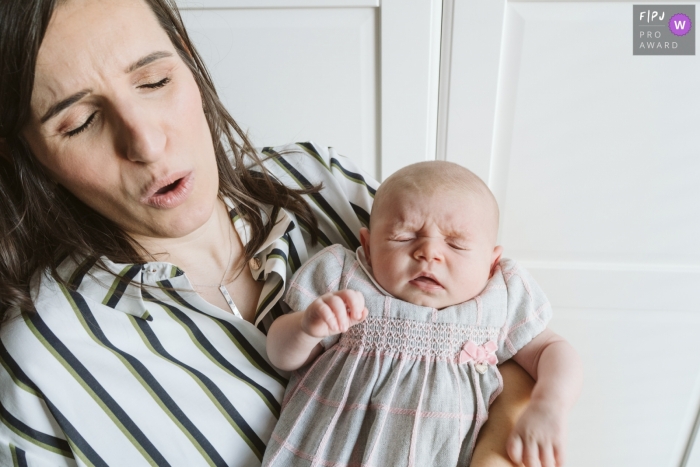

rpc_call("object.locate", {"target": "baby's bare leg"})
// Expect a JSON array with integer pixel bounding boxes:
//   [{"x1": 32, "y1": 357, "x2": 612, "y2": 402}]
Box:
[{"x1": 471, "y1": 361, "x2": 535, "y2": 466}]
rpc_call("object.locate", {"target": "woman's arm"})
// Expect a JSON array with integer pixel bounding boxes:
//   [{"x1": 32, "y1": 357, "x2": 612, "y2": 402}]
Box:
[
  {"x1": 0, "y1": 339, "x2": 76, "y2": 466},
  {"x1": 470, "y1": 360, "x2": 534, "y2": 467}
]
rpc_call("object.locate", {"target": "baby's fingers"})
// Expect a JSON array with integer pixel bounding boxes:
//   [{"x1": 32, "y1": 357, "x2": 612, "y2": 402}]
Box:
[
  {"x1": 316, "y1": 300, "x2": 340, "y2": 333},
  {"x1": 324, "y1": 294, "x2": 350, "y2": 331},
  {"x1": 506, "y1": 434, "x2": 523, "y2": 465},
  {"x1": 334, "y1": 289, "x2": 366, "y2": 322}
]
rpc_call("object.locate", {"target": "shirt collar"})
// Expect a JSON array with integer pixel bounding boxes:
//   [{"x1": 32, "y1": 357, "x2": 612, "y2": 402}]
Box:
[
  {"x1": 225, "y1": 197, "x2": 293, "y2": 256},
  {"x1": 63, "y1": 201, "x2": 293, "y2": 319}
]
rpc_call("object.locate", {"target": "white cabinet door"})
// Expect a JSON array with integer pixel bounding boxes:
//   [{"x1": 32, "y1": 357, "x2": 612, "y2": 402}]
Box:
[
  {"x1": 176, "y1": 0, "x2": 443, "y2": 181},
  {"x1": 440, "y1": 1, "x2": 700, "y2": 466}
]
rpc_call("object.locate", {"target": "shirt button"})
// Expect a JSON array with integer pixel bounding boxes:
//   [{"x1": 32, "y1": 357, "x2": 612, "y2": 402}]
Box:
[{"x1": 249, "y1": 257, "x2": 262, "y2": 270}]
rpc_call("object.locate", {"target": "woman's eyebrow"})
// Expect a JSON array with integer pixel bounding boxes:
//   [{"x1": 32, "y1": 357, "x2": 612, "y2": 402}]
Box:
[
  {"x1": 125, "y1": 50, "x2": 173, "y2": 73},
  {"x1": 40, "y1": 51, "x2": 174, "y2": 124},
  {"x1": 41, "y1": 89, "x2": 91, "y2": 124}
]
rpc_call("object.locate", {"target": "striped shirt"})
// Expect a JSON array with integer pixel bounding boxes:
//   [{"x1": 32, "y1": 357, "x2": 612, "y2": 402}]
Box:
[{"x1": 0, "y1": 142, "x2": 378, "y2": 467}]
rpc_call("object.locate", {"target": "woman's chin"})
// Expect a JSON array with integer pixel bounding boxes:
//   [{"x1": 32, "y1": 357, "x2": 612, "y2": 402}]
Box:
[{"x1": 129, "y1": 195, "x2": 219, "y2": 242}]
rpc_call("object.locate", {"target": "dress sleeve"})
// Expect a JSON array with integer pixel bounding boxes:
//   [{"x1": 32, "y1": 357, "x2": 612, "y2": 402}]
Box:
[
  {"x1": 496, "y1": 261, "x2": 553, "y2": 363},
  {"x1": 283, "y1": 244, "x2": 348, "y2": 314},
  {"x1": 0, "y1": 337, "x2": 76, "y2": 467},
  {"x1": 283, "y1": 244, "x2": 349, "y2": 349}
]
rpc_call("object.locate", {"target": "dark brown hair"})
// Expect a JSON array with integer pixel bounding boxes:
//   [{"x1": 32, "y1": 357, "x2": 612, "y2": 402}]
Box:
[{"x1": 0, "y1": 0, "x2": 320, "y2": 321}]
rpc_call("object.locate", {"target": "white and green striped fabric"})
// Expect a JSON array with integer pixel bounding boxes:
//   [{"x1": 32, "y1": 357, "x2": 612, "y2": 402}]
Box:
[{"x1": 0, "y1": 143, "x2": 378, "y2": 467}]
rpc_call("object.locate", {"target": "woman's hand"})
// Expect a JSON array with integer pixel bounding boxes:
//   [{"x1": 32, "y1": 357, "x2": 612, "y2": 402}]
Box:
[{"x1": 301, "y1": 290, "x2": 368, "y2": 338}]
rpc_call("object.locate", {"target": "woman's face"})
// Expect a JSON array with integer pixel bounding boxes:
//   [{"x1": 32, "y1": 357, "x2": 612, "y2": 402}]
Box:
[{"x1": 23, "y1": 0, "x2": 219, "y2": 240}]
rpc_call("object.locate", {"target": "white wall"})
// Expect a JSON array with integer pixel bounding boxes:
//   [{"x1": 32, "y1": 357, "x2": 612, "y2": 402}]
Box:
[{"x1": 179, "y1": 1, "x2": 700, "y2": 464}]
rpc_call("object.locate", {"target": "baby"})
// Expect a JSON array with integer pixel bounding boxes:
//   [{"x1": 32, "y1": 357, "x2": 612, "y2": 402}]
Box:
[{"x1": 264, "y1": 161, "x2": 582, "y2": 467}]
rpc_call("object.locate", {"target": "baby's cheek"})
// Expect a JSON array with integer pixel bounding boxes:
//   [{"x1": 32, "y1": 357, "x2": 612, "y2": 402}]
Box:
[
  {"x1": 451, "y1": 266, "x2": 486, "y2": 301},
  {"x1": 374, "y1": 266, "x2": 401, "y2": 294}
]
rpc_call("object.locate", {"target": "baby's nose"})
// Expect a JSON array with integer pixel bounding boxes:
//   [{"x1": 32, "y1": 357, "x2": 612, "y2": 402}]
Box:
[{"x1": 413, "y1": 239, "x2": 444, "y2": 262}]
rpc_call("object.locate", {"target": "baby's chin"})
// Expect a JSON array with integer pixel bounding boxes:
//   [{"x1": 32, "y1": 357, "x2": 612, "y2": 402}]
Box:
[{"x1": 391, "y1": 288, "x2": 479, "y2": 310}]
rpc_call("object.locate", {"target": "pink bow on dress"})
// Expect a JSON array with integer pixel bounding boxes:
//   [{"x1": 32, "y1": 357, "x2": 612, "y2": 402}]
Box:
[{"x1": 458, "y1": 340, "x2": 498, "y2": 366}]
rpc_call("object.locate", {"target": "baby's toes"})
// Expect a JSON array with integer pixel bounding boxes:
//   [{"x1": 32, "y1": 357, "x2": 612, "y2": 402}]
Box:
[
  {"x1": 506, "y1": 434, "x2": 523, "y2": 464},
  {"x1": 540, "y1": 442, "x2": 556, "y2": 467},
  {"x1": 522, "y1": 438, "x2": 542, "y2": 467}
]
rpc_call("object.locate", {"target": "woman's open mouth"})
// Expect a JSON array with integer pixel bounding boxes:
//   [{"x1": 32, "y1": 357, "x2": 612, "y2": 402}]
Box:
[{"x1": 141, "y1": 171, "x2": 195, "y2": 209}]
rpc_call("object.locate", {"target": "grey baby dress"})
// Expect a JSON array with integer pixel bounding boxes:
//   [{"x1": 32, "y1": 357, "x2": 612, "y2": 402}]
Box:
[{"x1": 262, "y1": 244, "x2": 551, "y2": 467}]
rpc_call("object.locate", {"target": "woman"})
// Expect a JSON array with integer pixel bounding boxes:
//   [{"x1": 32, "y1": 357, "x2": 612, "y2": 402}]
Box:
[{"x1": 0, "y1": 0, "x2": 534, "y2": 465}]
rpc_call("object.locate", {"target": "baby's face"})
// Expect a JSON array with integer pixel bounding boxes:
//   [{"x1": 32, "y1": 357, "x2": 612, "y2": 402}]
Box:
[{"x1": 360, "y1": 188, "x2": 502, "y2": 309}]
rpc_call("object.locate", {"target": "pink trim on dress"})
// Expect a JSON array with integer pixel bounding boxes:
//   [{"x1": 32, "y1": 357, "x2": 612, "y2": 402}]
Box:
[
  {"x1": 365, "y1": 358, "x2": 407, "y2": 464},
  {"x1": 289, "y1": 282, "x2": 321, "y2": 302},
  {"x1": 268, "y1": 348, "x2": 346, "y2": 465},
  {"x1": 383, "y1": 296, "x2": 391, "y2": 318},
  {"x1": 327, "y1": 244, "x2": 345, "y2": 266},
  {"x1": 475, "y1": 295, "x2": 483, "y2": 326},
  {"x1": 342, "y1": 261, "x2": 360, "y2": 290},
  {"x1": 312, "y1": 347, "x2": 365, "y2": 467},
  {"x1": 408, "y1": 359, "x2": 431, "y2": 467},
  {"x1": 325, "y1": 277, "x2": 341, "y2": 293}
]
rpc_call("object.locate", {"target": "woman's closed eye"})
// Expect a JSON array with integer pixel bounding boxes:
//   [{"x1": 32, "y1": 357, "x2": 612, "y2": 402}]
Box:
[
  {"x1": 66, "y1": 111, "x2": 97, "y2": 137},
  {"x1": 63, "y1": 77, "x2": 171, "y2": 137},
  {"x1": 138, "y1": 77, "x2": 170, "y2": 90}
]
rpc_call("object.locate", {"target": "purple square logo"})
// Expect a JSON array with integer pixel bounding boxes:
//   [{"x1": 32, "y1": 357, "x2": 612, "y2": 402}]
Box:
[{"x1": 634, "y1": 5, "x2": 695, "y2": 55}]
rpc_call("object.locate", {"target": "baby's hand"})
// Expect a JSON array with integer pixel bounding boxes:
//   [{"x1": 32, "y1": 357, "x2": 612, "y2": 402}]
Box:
[
  {"x1": 301, "y1": 290, "x2": 368, "y2": 338},
  {"x1": 506, "y1": 401, "x2": 567, "y2": 467}
]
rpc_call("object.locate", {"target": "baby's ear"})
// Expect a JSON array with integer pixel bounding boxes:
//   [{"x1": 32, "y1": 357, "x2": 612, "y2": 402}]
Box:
[
  {"x1": 489, "y1": 245, "x2": 503, "y2": 277},
  {"x1": 359, "y1": 227, "x2": 372, "y2": 266}
]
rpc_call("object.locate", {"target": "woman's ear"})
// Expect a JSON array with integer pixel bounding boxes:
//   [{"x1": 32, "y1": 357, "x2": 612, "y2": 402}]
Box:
[
  {"x1": 359, "y1": 227, "x2": 372, "y2": 266},
  {"x1": 489, "y1": 245, "x2": 503, "y2": 277}
]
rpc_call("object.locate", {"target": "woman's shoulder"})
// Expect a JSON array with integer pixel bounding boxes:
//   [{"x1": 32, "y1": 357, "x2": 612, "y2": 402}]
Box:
[
  {"x1": 257, "y1": 141, "x2": 341, "y2": 169},
  {"x1": 0, "y1": 272, "x2": 64, "y2": 382},
  {"x1": 1, "y1": 260, "x2": 78, "y2": 344},
  {"x1": 256, "y1": 141, "x2": 378, "y2": 193},
  {"x1": 0, "y1": 255, "x2": 128, "y2": 356}
]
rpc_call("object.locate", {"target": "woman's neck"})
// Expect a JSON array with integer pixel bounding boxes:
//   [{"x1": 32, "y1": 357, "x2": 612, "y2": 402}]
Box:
[
  {"x1": 129, "y1": 198, "x2": 263, "y2": 321},
  {"x1": 129, "y1": 198, "x2": 244, "y2": 283}
]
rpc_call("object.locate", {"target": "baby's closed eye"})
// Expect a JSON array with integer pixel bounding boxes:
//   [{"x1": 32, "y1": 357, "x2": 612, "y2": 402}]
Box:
[
  {"x1": 446, "y1": 239, "x2": 468, "y2": 250},
  {"x1": 389, "y1": 235, "x2": 414, "y2": 242}
]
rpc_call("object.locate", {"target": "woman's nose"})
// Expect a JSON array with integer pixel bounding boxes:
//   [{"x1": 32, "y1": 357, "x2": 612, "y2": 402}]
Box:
[
  {"x1": 413, "y1": 238, "x2": 444, "y2": 262},
  {"x1": 113, "y1": 101, "x2": 167, "y2": 163}
]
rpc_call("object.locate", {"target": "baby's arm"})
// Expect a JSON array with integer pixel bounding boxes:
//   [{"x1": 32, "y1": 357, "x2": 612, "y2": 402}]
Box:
[
  {"x1": 507, "y1": 328, "x2": 583, "y2": 467},
  {"x1": 267, "y1": 290, "x2": 368, "y2": 371}
]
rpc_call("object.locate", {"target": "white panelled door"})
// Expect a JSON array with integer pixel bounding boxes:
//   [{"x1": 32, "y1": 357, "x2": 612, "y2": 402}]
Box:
[
  {"x1": 442, "y1": 1, "x2": 700, "y2": 466},
  {"x1": 176, "y1": 0, "x2": 699, "y2": 465},
  {"x1": 176, "y1": 0, "x2": 443, "y2": 182}
]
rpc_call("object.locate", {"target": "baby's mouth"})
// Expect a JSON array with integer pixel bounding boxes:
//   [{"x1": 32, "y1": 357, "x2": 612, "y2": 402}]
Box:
[
  {"x1": 413, "y1": 276, "x2": 440, "y2": 286},
  {"x1": 409, "y1": 273, "x2": 443, "y2": 290}
]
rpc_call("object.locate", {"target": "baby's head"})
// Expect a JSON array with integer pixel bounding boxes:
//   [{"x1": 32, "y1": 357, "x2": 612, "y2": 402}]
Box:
[{"x1": 360, "y1": 161, "x2": 502, "y2": 309}]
